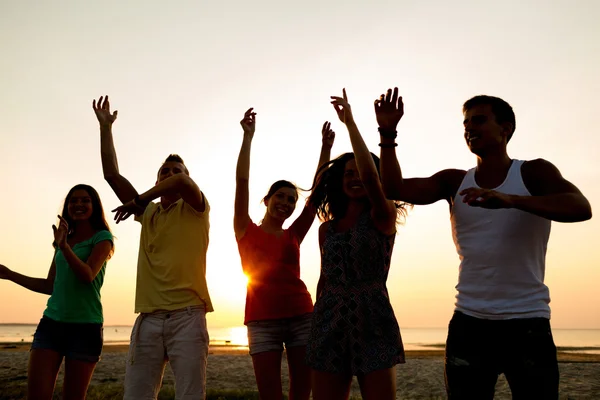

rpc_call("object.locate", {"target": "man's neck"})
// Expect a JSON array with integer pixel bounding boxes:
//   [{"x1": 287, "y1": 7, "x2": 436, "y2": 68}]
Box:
[{"x1": 475, "y1": 152, "x2": 513, "y2": 189}]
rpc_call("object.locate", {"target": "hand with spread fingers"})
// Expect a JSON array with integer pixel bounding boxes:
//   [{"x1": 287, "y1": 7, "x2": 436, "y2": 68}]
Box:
[
  {"x1": 321, "y1": 121, "x2": 335, "y2": 149},
  {"x1": 459, "y1": 187, "x2": 514, "y2": 209},
  {"x1": 92, "y1": 95, "x2": 118, "y2": 127},
  {"x1": 240, "y1": 108, "x2": 257, "y2": 139},
  {"x1": 52, "y1": 215, "x2": 69, "y2": 249},
  {"x1": 330, "y1": 88, "x2": 355, "y2": 125},
  {"x1": 112, "y1": 200, "x2": 146, "y2": 224},
  {"x1": 375, "y1": 87, "x2": 404, "y2": 132}
]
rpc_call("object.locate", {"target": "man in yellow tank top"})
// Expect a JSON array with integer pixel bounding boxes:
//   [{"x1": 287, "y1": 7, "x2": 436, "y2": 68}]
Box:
[{"x1": 93, "y1": 96, "x2": 213, "y2": 399}]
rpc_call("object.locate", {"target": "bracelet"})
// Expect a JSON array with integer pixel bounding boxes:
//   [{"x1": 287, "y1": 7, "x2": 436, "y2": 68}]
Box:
[
  {"x1": 378, "y1": 127, "x2": 398, "y2": 139},
  {"x1": 378, "y1": 143, "x2": 398, "y2": 148}
]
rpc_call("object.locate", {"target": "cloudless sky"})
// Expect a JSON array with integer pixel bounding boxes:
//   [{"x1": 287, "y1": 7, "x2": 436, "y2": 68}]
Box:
[{"x1": 1, "y1": 0, "x2": 599, "y2": 330}]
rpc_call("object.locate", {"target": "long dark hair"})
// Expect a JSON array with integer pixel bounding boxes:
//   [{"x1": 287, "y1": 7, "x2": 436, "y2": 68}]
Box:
[
  {"x1": 55, "y1": 184, "x2": 113, "y2": 252},
  {"x1": 308, "y1": 152, "x2": 410, "y2": 223}
]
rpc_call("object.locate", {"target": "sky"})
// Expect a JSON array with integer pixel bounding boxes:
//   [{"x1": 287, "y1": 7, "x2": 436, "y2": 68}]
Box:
[{"x1": 0, "y1": 0, "x2": 599, "y2": 330}]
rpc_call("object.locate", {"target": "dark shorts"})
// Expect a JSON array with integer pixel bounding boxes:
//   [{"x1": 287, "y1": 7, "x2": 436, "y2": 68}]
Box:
[
  {"x1": 445, "y1": 311, "x2": 559, "y2": 400},
  {"x1": 31, "y1": 315, "x2": 103, "y2": 363}
]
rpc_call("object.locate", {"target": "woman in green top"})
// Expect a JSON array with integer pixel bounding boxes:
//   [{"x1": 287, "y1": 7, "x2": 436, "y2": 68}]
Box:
[{"x1": 0, "y1": 184, "x2": 114, "y2": 400}]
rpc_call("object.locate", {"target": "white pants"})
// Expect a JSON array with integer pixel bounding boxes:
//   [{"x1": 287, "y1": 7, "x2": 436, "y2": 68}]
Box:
[{"x1": 124, "y1": 306, "x2": 209, "y2": 400}]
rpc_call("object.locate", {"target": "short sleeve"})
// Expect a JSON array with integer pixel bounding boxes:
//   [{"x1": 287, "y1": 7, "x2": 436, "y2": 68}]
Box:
[{"x1": 92, "y1": 230, "x2": 114, "y2": 247}]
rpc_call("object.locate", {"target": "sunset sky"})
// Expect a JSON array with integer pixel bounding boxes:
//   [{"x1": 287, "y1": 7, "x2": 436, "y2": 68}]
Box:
[{"x1": 1, "y1": 0, "x2": 599, "y2": 330}]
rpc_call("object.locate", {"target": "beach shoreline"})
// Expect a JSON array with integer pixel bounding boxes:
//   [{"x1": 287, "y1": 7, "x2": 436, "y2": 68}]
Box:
[{"x1": 2, "y1": 342, "x2": 599, "y2": 399}]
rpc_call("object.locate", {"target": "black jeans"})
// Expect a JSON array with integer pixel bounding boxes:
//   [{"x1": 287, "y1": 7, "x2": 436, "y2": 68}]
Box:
[{"x1": 445, "y1": 311, "x2": 559, "y2": 400}]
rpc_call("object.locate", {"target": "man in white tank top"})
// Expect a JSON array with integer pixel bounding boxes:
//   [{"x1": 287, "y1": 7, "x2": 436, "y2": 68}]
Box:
[{"x1": 373, "y1": 88, "x2": 592, "y2": 399}]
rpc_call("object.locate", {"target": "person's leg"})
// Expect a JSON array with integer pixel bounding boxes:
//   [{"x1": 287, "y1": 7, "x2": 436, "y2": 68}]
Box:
[
  {"x1": 311, "y1": 370, "x2": 353, "y2": 400},
  {"x1": 503, "y1": 318, "x2": 559, "y2": 400},
  {"x1": 356, "y1": 367, "x2": 396, "y2": 400},
  {"x1": 28, "y1": 316, "x2": 65, "y2": 400},
  {"x1": 62, "y1": 359, "x2": 97, "y2": 400},
  {"x1": 62, "y1": 321, "x2": 103, "y2": 400},
  {"x1": 252, "y1": 351, "x2": 284, "y2": 400},
  {"x1": 165, "y1": 307, "x2": 210, "y2": 399},
  {"x1": 28, "y1": 349, "x2": 63, "y2": 400},
  {"x1": 124, "y1": 314, "x2": 167, "y2": 400},
  {"x1": 247, "y1": 318, "x2": 286, "y2": 400},
  {"x1": 444, "y1": 312, "x2": 499, "y2": 400},
  {"x1": 284, "y1": 314, "x2": 313, "y2": 400},
  {"x1": 285, "y1": 346, "x2": 311, "y2": 400}
]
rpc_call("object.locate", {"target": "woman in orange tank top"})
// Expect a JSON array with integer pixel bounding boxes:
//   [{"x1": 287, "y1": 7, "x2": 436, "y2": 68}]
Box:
[{"x1": 234, "y1": 108, "x2": 334, "y2": 400}]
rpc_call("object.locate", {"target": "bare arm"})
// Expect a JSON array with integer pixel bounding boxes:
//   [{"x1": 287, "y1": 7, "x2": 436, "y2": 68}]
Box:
[
  {"x1": 93, "y1": 96, "x2": 139, "y2": 204},
  {"x1": 290, "y1": 122, "x2": 335, "y2": 243},
  {"x1": 315, "y1": 222, "x2": 329, "y2": 300},
  {"x1": 234, "y1": 109, "x2": 256, "y2": 241},
  {"x1": 112, "y1": 173, "x2": 206, "y2": 223},
  {"x1": 375, "y1": 88, "x2": 466, "y2": 205},
  {"x1": 59, "y1": 240, "x2": 113, "y2": 284},
  {"x1": 331, "y1": 89, "x2": 397, "y2": 234},
  {"x1": 459, "y1": 159, "x2": 592, "y2": 222},
  {"x1": 0, "y1": 258, "x2": 56, "y2": 295}
]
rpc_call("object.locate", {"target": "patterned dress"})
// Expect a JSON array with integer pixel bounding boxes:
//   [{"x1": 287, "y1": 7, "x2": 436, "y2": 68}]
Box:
[{"x1": 306, "y1": 212, "x2": 405, "y2": 376}]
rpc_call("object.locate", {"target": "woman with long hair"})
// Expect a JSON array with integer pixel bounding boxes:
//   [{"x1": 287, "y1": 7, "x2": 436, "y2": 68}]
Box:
[
  {"x1": 306, "y1": 90, "x2": 409, "y2": 400},
  {"x1": 0, "y1": 184, "x2": 114, "y2": 399},
  {"x1": 234, "y1": 108, "x2": 334, "y2": 400}
]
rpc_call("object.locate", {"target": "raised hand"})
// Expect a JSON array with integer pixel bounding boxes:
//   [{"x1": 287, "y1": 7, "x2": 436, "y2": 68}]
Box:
[
  {"x1": 459, "y1": 187, "x2": 514, "y2": 209},
  {"x1": 92, "y1": 95, "x2": 118, "y2": 127},
  {"x1": 112, "y1": 200, "x2": 145, "y2": 224},
  {"x1": 321, "y1": 121, "x2": 335, "y2": 149},
  {"x1": 374, "y1": 87, "x2": 404, "y2": 131},
  {"x1": 52, "y1": 216, "x2": 69, "y2": 249},
  {"x1": 240, "y1": 108, "x2": 256, "y2": 139},
  {"x1": 0, "y1": 264, "x2": 11, "y2": 280},
  {"x1": 331, "y1": 88, "x2": 354, "y2": 125}
]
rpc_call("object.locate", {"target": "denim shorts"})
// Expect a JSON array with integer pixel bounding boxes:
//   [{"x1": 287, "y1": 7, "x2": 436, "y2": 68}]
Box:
[
  {"x1": 31, "y1": 315, "x2": 103, "y2": 363},
  {"x1": 247, "y1": 313, "x2": 312, "y2": 355}
]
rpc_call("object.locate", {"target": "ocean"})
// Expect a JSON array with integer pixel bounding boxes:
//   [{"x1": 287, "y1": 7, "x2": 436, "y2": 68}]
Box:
[{"x1": 1, "y1": 324, "x2": 599, "y2": 353}]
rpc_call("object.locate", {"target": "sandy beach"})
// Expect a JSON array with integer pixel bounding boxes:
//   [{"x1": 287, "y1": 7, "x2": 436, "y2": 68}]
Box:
[{"x1": 1, "y1": 343, "x2": 599, "y2": 399}]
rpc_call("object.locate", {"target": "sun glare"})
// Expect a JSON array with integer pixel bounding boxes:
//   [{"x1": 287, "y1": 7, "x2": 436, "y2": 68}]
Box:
[{"x1": 229, "y1": 326, "x2": 249, "y2": 346}]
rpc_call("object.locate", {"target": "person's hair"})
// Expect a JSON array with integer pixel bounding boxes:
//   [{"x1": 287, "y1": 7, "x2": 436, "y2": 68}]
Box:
[
  {"x1": 262, "y1": 180, "x2": 299, "y2": 204},
  {"x1": 157, "y1": 154, "x2": 189, "y2": 178},
  {"x1": 463, "y1": 95, "x2": 516, "y2": 142},
  {"x1": 308, "y1": 152, "x2": 410, "y2": 223},
  {"x1": 56, "y1": 184, "x2": 113, "y2": 256}
]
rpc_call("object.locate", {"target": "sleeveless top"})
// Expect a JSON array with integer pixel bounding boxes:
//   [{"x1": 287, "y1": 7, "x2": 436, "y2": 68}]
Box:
[{"x1": 451, "y1": 159, "x2": 552, "y2": 319}]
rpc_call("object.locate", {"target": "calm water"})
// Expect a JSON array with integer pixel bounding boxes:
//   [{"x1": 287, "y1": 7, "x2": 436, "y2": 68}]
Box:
[{"x1": 1, "y1": 324, "x2": 599, "y2": 353}]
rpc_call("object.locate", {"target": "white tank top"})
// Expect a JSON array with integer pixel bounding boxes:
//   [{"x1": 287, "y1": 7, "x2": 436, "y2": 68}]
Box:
[{"x1": 450, "y1": 159, "x2": 552, "y2": 319}]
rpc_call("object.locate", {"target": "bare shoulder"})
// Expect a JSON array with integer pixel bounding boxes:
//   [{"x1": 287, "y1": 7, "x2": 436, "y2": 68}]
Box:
[
  {"x1": 436, "y1": 168, "x2": 468, "y2": 201},
  {"x1": 521, "y1": 158, "x2": 577, "y2": 196},
  {"x1": 318, "y1": 221, "x2": 330, "y2": 246}
]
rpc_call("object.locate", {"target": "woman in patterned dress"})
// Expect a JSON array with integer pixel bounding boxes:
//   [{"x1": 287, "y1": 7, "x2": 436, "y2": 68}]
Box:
[{"x1": 305, "y1": 89, "x2": 409, "y2": 400}]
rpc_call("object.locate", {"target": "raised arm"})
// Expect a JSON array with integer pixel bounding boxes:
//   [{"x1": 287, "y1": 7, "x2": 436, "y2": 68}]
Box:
[
  {"x1": 376, "y1": 87, "x2": 466, "y2": 205},
  {"x1": 315, "y1": 221, "x2": 329, "y2": 300},
  {"x1": 53, "y1": 217, "x2": 113, "y2": 283},
  {"x1": 0, "y1": 257, "x2": 56, "y2": 295},
  {"x1": 460, "y1": 158, "x2": 592, "y2": 222},
  {"x1": 331, "y1": 89, "x2": 397, "y2": 234},
  {"x1": 112, "y1": 173, "x2": 206, "y2": 223},
  {"x1": 93, "y1": 96, "x2": 139, "y2": 204},
  {"x1": 233, "y1": 108, "x2": 256, "y2": 241},
  {"x1": 289, "y1": 122, "x2": 335, "y2": 243}
]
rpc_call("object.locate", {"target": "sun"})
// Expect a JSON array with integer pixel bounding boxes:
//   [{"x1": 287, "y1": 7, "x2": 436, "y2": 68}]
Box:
[{"x1": 229, "y1": 326, "x2": 249, "y2": 346}]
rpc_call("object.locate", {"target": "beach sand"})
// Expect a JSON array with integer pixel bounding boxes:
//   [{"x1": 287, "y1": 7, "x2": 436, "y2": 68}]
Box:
[{"x1": 1, "y1": 343, "x2": 599, "y2": 399}]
